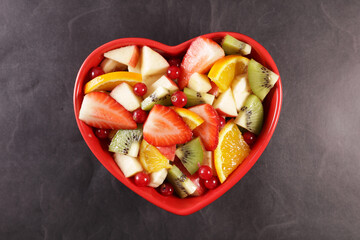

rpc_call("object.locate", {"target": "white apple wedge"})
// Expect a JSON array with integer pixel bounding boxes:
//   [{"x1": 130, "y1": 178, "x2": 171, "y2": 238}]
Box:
[
  {"x1": 141, "y1": 46, "x2": 169, "y2": 77},
  {"x1": 232, "y1": 74, "x2": 251, "y2": 111},
  {"x1": 128, "y1": 49, "x2": 142, "y2": 73},
  {"x1": 202, "y1": 151, "x2": 217, "y2": 176},
  {"x1": 100, "y1": 58, "x2": 127, "y2": 73},
  {"x1": 110, "y1": 83, "x2": 142, "y2": 112},
  {"x1": 114, "y1": 153, "x2": 143, "y2": 177},
  {"x1": 213, "y1": 88, "x2": 238, "y2": 117},
  {"x1": 104, "y1": 45, "x2": 140, "y2": 68},
  {"x1": 148, "y1": 168, "x2": 168, "y2": 188},
  {"x1": 144, "y1": 75, "x2": 179, "y2": 98},
  {"x1": 188, "y1": 73, "x2": 212, "y2": 92}
]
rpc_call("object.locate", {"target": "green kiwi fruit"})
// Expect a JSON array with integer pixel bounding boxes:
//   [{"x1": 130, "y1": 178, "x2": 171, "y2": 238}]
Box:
[
  {"x1": 141, "y1": 86, "x2": 172, "y2": 111},
  {"x1": 183, "y1": 88, "x2": 215, "y2": 107},
  {"x1": 234, "y1": 94, "x2": 263, "y2": 135},
  {"x1": 109, "y1": 127, "x2": 143, "y2": 157},
  {"x1": 221, "y1": 34, "x2": 252, "y2": 55},
  {"x1": 167, "y1": 165, "x2": 197, "y2": 198},
  {"x1": 175, "y1": 137, "x2": 204, "y2": 175}
]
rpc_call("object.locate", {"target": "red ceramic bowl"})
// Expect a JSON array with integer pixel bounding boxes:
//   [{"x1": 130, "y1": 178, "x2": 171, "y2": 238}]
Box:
[{"x1": 73, "y1": 32, "x2": 282, "y2": 215}]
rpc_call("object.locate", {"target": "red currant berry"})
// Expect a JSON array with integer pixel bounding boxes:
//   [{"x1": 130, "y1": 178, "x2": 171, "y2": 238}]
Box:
[
  {"x1": 133, "y1": 109, "x2": 148, "y2": 124},
  {"x1": 89, "y1": 67, "x2": 104, "y2": 79},
  {"x1": 203, "y1": 176, "x2": 219, "y2": 190},
  {"x1": 133, "y1": 83, "x2": 147, "y2": 97},
  {"x1": 243, "y1": 131, "x2": 257, "y2": 147},
  {"x1": 171, "y1": 91, "x2": 187, "y2": 107},
  {"x1": 158, "y1": 183, "x2": 174, "y2": 196},
  {"x1": 218, "y1": 116, "x2": 226, "y2": 129},
  {"x1": 168, "y1": 58, "x2": 181, "y2": 67},
  {"x1": 167, "y1": 66, "x2": 180, "y2": 80},
  {"x1": 134, "y1": 172, "x2": 150, "y2": 187},
  {"x1": 198, "y1": 165, "x2": 213, "y2": 180},
  {"x1": 94, "y1": 129, "x2": 109, "y2": 139}
]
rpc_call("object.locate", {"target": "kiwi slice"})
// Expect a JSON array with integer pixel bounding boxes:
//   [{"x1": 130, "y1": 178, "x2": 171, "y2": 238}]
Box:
[
  {"x1": 234, "y1": 94, "x2": 263, "y2": 135},
  {"x1": 167, "y1": 165, "x2": 197, "y2": 198},
  {"x1": 248, "y1": 59, "x2": 279, "y2": 101},
  {"x1": 141, "y1": 86, "x2": 172, "y2": 111},
  {"x1": 221, "y1": 35, "x2": 252, "y2": 55},
  {"x1": 109, "y1": 127, "x2": 143, "y2": 157},
  {"x1": 183, "y1": 88, "x2": 215, "y2": 107},
  {"x1": 175, "y1": 137, "x2": 204, "y2": 175}
]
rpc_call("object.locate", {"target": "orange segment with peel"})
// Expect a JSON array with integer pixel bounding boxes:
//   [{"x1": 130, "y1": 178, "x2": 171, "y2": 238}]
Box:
[
  {"x1": 139, "y1": 140, "x2": 171, "y2": 173},
  {"x1": 208, "y1": 55, "x2": 249, "y2": 92},
  {"x1": 170, "y1": 107, "x2": 204, "y2": 130},
  {"x1": 84, "y1": 71, "x2": 142, "y2": 94},
  {"x1": 214, "y1": 120, "x2": 250, "y2": 183}
]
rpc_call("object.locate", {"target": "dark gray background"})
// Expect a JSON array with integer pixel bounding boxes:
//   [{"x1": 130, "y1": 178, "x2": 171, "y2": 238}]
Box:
[{"x1": 1, "y1": 0, "x2": 360, "y2": 239}]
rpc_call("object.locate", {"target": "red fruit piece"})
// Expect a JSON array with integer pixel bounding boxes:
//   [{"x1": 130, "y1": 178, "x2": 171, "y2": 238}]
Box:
[
  {"x1": 79, "y1": 92, "x2": 137, "y2": 129},
  {"x1": 94, "y1": 128, "x2": 110, "y2": 139},
  {"x1": 208, "y1": 81, "x2": 220, "y2": 97},
  {"x1": 134, "y1": 172, "x2": 150, "y2": 187},
  {"x1": 243, "y1": 131, "x2": 257, "y2": 147},
  {"x1": 89, "y1": 67, "x2": 104, "y2": 79},
  {"x1": 133, "y1": 108, "x2": 148, "y2": 124},
  {"x1": 178, "y1": 37, "x2": 225, "y2": 89},
  {"x1": 156, "y1": 145, "x2": 176, "y2": 161},
  {"x1": 203, "y1": 176, "x2": 219, "y2": 190},
  {"x1": 158, "y1": 183, "x2": 174, "y2": 196},
  {"x1": 143, "y1": 105, "x2": 192, "y2": 146},
  {"x1": 171, "y1": 91, "x2": 187, "y2": 108}
]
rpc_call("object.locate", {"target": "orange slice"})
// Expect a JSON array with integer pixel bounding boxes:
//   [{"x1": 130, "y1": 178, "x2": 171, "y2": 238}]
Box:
[
  {"x1": 214, "y1": 120, "x2": 250, "y2": 183},
  {"x1": 208, "y1": 55, "x2": 249, "y2": 92},
  {"x1": 170, "y1": 107, "x2": 204, "y2": 130},
  {"x1": 139, "y1": 140, "x2": 171, "y2": 173},
  {"x1": 84, "y1": 71, "x2": 142, "y2": 94}
]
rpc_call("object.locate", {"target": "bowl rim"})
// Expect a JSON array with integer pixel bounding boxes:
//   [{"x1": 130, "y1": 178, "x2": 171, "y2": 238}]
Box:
[{"x1": 73, "y1": 32, "x2": 283, "y2": 215}]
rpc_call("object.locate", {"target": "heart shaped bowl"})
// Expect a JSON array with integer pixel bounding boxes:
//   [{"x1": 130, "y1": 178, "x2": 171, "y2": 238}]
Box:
[{"x1": 73, "y1": 32, "x2": 282, "y2": 215}]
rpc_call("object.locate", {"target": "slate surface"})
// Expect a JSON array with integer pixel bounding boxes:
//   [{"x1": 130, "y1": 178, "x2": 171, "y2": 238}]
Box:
[{"x1": 1, "y1": 0, "x2": 360, "y2": 239}]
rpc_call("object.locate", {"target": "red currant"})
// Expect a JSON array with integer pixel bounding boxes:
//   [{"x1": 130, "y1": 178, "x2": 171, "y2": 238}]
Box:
[
  {"x1": 171, "y1": 91, "x2": 187, "y2": 107},
  {"x1": 134, "y1": 172, "x2": 150, "y2": 187},
  {"x1": 243, "y1": 131, "x2": 257, "y2": 147},
  {"x1": 94, "y1": 129, "x2": 109, "y2": 139},
  {"x1": 218, "y1": 116, "x2": 226, "y2": 129},
  {"x1": 198, "y1": 165, "x2": 213, "y2": 180},
  {"x1": 167, "y1": 66, "x2": 180, "y2": 80},
  {"x1": 133, "y1": 83, "x2": 147, "y2": 97},
  {"x1": 89, "y1": 67, "x2": 104, "y2": 79},
  {"x1": 203, "y1": 176, "x2": 219, "y2": 190},
  {"x1": 133, "y1": 109, "x2": 148, "y2": 124},
  {"x1": 158, "y1": 183, "x2": 174, "y2": 196},
  {"x1": 168, "y1": 58, "x2": 181, "y2": 67}
]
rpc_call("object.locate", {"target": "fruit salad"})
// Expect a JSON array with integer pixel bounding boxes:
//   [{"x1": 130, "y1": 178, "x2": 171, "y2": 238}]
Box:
[{"x1": 78, "y1": 35, "x2": 279, "y2": 198}]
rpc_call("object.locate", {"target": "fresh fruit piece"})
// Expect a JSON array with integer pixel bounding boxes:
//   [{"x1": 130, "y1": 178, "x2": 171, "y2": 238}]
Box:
[
  {"x1": 128, "y1": 49, "x2": 142, "y2": 73},
  {"x1": 232, "y1": 73, "x2": 252, "y2": 111},
  {"x1": 141, "y1": 86, "x2": 172, "y2": 111},
  {"x1": 208, "y1": 81, "x2": 220, "y2": 97},
  {"x1": 248, "y1": 59, "x2": 279, "y2": 101},
  {"x1": 108, "y1": 129, "x2": 118, "y2": 139},
  {"x1": 134, "y1": 172, "x2": 150, "y2": 187},
  {"x1": 189, "y1": 104, "x2": 219, "y2": 151},
  {"x1": 166, "y1": 165, "x2": 197, "y2": 198},
  {"x1": 171, "y1": 91, "x2": 187, "y2": 108},
  {"x1": 214, "y1": 120, "x2": 250, "y2": 183},
  {"x1": 143, "y1": 105, "x2": 192, "y2": 146},
  {"x1": 90, "y1": 67, "x2": 105, "y2": 79},
  {"x1": 198, "y1": 165, "x2": 212, "y2": 180},
  {"x1": 148, "y1": 168, "x2": 168, "y2": 188},
  {"x1": 110, "y1": 82, "x2": 142, "y2": 112},
  {"x1": 100, "y1": 58, "x2": 127, "y2": 73},
  {"x1": 114, "y1": 153, "x2": 143, "y2": 177},
  {"x1": 132, "y1": 108, "x2": 148, "y2": 124},
  {"x1": 183, "y1": 88, "x2": 215, "y2": 107},
  {"x1": 79, "y1": 92, "x2": 137, "y2": 129},
  {"x1": 139, "y1": 140, "x2": 172, "y2": 173},
  {"x1": 156, "y1": 145, "x2": 176, "y2": 161},
  {"x1": 84, "y1": 71, "x2": 142, "y2": 94},
  {"x1": 174, "y1": 159, "x2": 206, "y2": 196},
  {"x1": 167, "y1": 65, "x2": 180, "y2": 80},
  {"x1": 144, "y1": 75, "x2": 178, "y2": 98},
  {"x1": 175, "y1": 137, "x2": 204, "y2": 175},
  {"x1": 208, "y1": 55, "x2": 249, "y2": 92},
  {"x1": 234, "y1": 94, "x2": 263, "y2": 135},
  {"x1": 221, "y1": 34, "x2": 252, "y2": 55},
  {"x1": 94, "y1": 128, "x2": 109, "y2": 139},
  {"x1": 133, "y1": 82, "x2": 147, "y2": 97},
  {"x1": 187, "y1": 73, "x2": 212, "y2": 93},
  {"x1": 202, "y1": 151, "x2": 216, "y2": 176},
  {"x1": 168, "y1": 58, "x2": 181, "y2": 67},
  {"x1": 178, "y1": 37, "x2": 225, "y2": 89},
  {"x1": 158, "y1": 183, "x2": 174, "y2": 196},
  {"x1": 203, "y1": 176, "x2": 219, "y2": 189},
  {"x1": 104, "y1": 45, "x2": 140, "y2": 68},
  {"x1": 109, "y1": 127, "x2": 143, "y2": 157},
  {"x1": 243, "y1": 131, "x2": 257, "y2": 147},
  {"x1": 142, "y1": 74, "x2": 163, "y2": 86},
  {"x1": 170, "y1": 107, "x2": 204, "y2": 130},
  {"x1": 141, "y1": 46, "x2": 169, "y2": 77},
  {"x1": 213, "y1": 88, "x2": 238, "y2": 117},
  {"x1": 218, "y1": 115, "x2": 226, "y2": 129}
]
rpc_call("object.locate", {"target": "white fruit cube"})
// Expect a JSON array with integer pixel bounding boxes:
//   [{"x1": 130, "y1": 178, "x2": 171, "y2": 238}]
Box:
[
  {"x1": 104, "y1": 45, "x2": 140, "y2": 68},
  {"x1": 232, "y1": 74, "x2": 251, "y2": 111},
  {"x1": 100, "y1": 58, "x2": 127, "y2": 73},
  {"x1": 114, "y1": 153, "x2": 143, "y2": 178},
  {"x1": 110, "y1": 83, "x2": 142, "y2": 112},
  {"x1": 141, "y1": 46, "x2": 169, "y2": 77},
  {"x1": 142, "y1": 74, "x2": 163, "y2": 87},
  {"x1": 128, "y1": 50, "x2": 142, "y2": 73},
  {"x1": 202, "y1": 151, "x2": 217, "y2": 176},
  {"x1": 144, "y1": 75, "x2": 179, "y2": 98},
  {"x1": 213, "y1": 88, "x2": 238, "y2": 117},
  {"x1": 148, "y1": 168, "x2": 168, "y2": 188},
  {"x1": 188, "y1": 73, "x2": 212, "y2": 92}
]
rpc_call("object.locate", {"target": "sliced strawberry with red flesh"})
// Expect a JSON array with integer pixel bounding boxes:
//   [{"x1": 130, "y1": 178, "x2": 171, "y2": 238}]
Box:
[
  {"x1": 178, "y1": 37, "x2": 225, "y2": 89},
  {"x1": 156, "y1": 145, "x2": 176, "y2": 161},
  {"x1": 208, "y1": 81, "x2": 220, "y2": 97},
  {"x1": 189, "y1": 104, "x2": 219, "y2": 151},
  {"x1": 79, "y1": 92, "x2": 137, "y2": 130},
  {"x1": 143, "y1": 105, "x2": 192, "y2": 146}
]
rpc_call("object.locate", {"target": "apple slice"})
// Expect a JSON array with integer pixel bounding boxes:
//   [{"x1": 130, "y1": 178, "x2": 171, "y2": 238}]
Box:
[
  {"x1": 144, "y1": 75, "x2": 179, "y2": 98},
  {"x1": 232, "y1": 74, "x2": 252, "y2": 111},
  {"x1": 141, "y1": 46, "x2": 169, "y2": 77},
  {"x1": 148, "y1": 168, "x2": 168, "y2": 188},
  {"x1": 187, "y1": 73, "x2": 212, "y2": 93},
  {"x1": 128, "y1": 49, "x2": 142, "y2": 73},
  {"x1": 100, "y1": 58, "x2": 127, "y2": 73},
  {"x1": 110, "y1": 82, "x2": 142, "y2": 112},
  {"x1": 213, "y1": 88, "x2": 238, "y2": 117},
  {"x1": 202, "y1": 151, "x2": 216, "y2": 176},
  {"x1": 104, "y1": 45, "x2": 140, "y2": 68},
  {"x1": 114, "y1": 153, "x2": 143, "y2": 177}
]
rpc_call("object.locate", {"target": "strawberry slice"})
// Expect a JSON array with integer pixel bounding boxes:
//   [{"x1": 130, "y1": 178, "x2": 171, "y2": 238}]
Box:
[
  {"x1": 178, "y1": 37, "x2": 225, "y2": 89},
  {"x1": 143, "y1": 105, "x2": 192, "y2": 146},
  {"x1": 79, "y1": 92, "x2": 137, "y2": 129},
  {"x1": 189, "y1": 104, "x2": 219, "y2": 151},
  {"x1": 156, "y1": 145, "x2": 176, "y2": 161}
]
